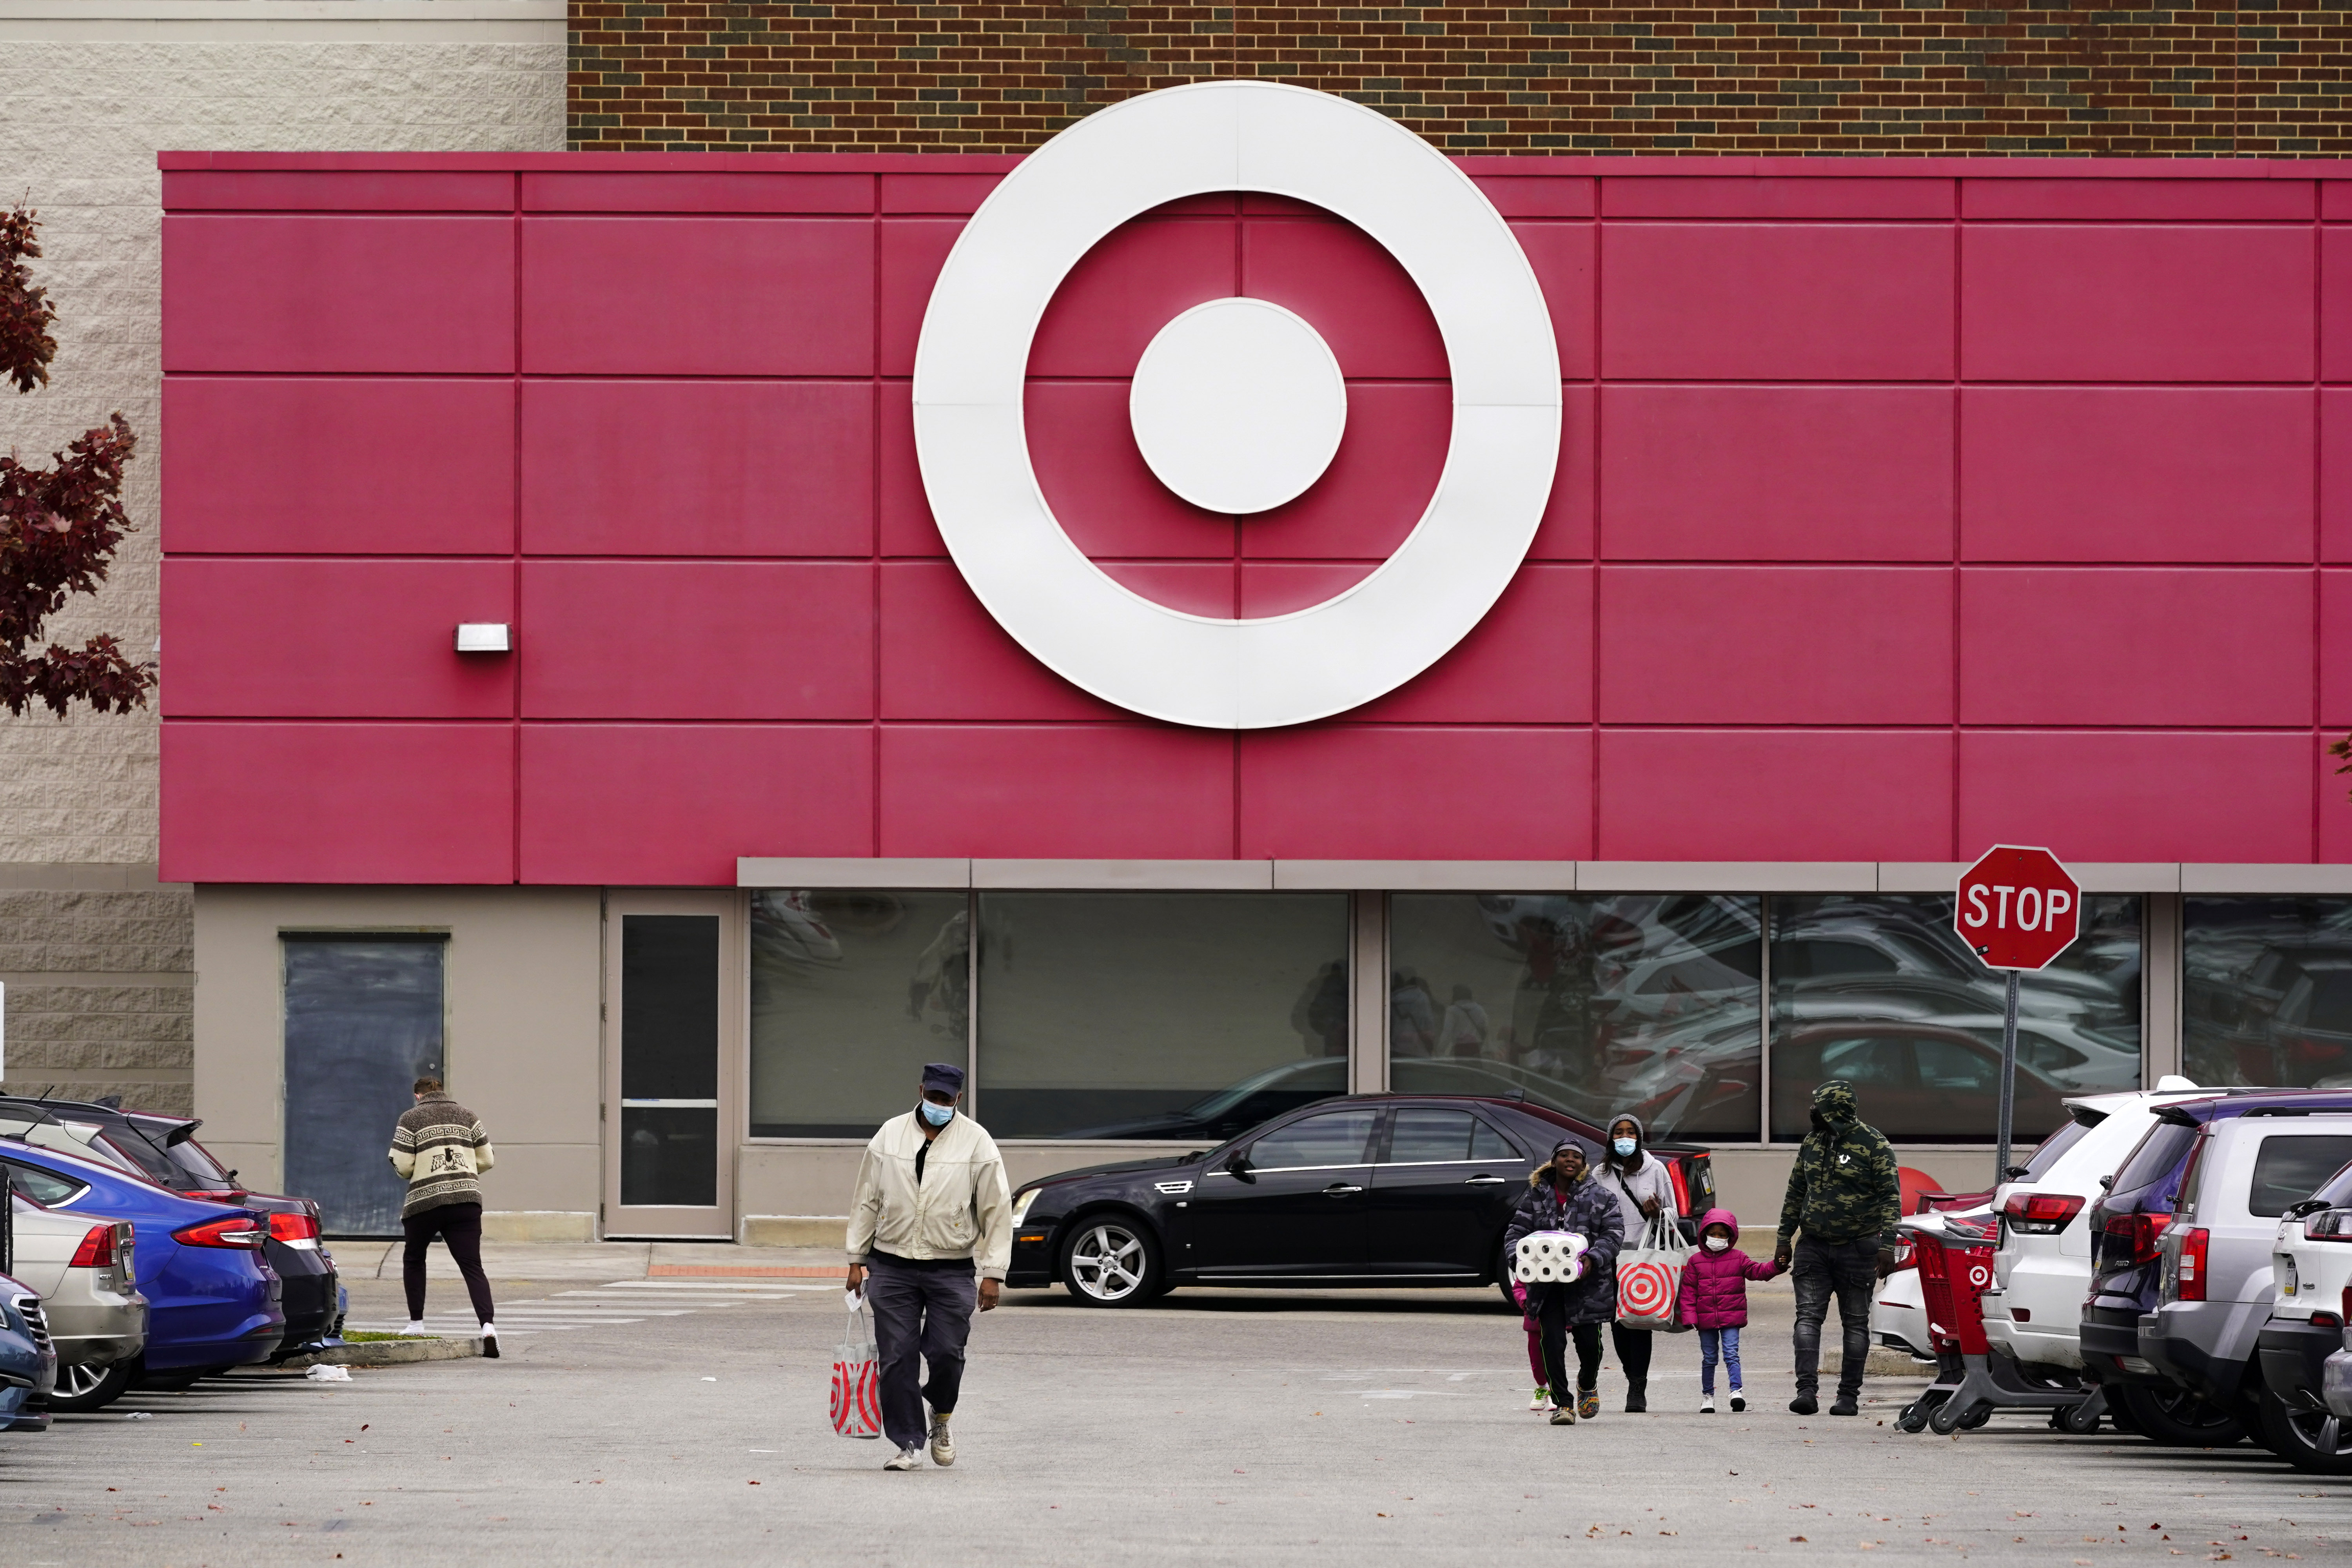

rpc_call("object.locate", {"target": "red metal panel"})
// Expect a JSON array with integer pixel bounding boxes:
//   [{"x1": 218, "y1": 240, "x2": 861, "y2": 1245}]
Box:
[
  {"x1": 1959, "y1": 730, "x2": 2313, "y2": 863},
  {"x1": 1598, "y1": 729, "x2": 1955, "y2": 861},
  {"x1": 880, "y1": 218, "x2": 965, "y2": 376},
  {"x1": 163, "y1": 171, "x2": 514, "y2": 211},
  {"x1": 162, "y1": 559, "x2": 514, "y2": 718},
  {"x1": 520, "y1": 171, "x2": 873, "y2": 212},
  {"x1": 878, "y1": 381, "x2": 944, "y2": 557},
  {"x1": 1028, "y1": 216, "x2": 1237, "y2": 377},
  {"x1": 161, "y1": 722, "x2": 515, "y2": 883},
  {"x1": 520, "y1": 380, "x2": 873, "y2": 557},
  {"x1": 1599, "y1": 385, "x2": 1952, "y2": 561},
  {"x1": 1510, "y1": 221, "x2": 1597, "y2": 380},
  {"x1": 1242, "y1": 216, "x2": 1445, "y2": 379},
  {"x1": 1024, "y1": 379, "x2": 1236, "y2": 560},
  {"x1": 1346, "y1": 564, "x2": 1593, "y2": 724},
  {"x1": 1237, "y1": 726, "x2": 1592, "y2": 859},
  {"x1": 1961, "y1": 179, "x2": 2312, "y2": 222},
  {"x1": 2322, "y1": 571, "x2": 2352, "y2": 726},
  {"x1": 878, "y1": 725, "x2": 1235, "y2": 857},
  {"x1": 1096, "y1": 561, "x2": 1239, "y2": 616},
  {"x1": 1602, "y1": 177, "x2": 1954, "y2": 220},
  {"x1": 1962, "y1": 226, "x2": 2316, "y2": 382},
  {"x1": 163, "y1": 215, "x2": 514, "y2": 372},
  {"x1": 1961, "y1": 388, "x2": 2315, "y2": 563},
  {"x1": 2327, "y1": 227, "x2": 2352, "y2": 383},
  {"x1": 1601, "y1": 223, "x2": 1955, "y2": 381},
  {"x1": 162, "y1": 377, "x2": 513, "y2": 555},
  {"x1": 2327, "y1": 184, "x2": 2352, "y2": 221},
  {"x1": 520, "y1": 561, "x2": 872, "y2": 719},
  {"x1": 2327, "y1": 390, "x2": 2352, "y2": 563},
  {"x1": 521, "y1": 217, "x2": 873, "y2": 375},
  {"x1": 1599, "y1": 566, "x2": 1953, "y2": 724},
  {"x1": 520, "y1": 724, "x2": 874, "y2": 882},
  {"x1": 880, "y1": 562, "x2": 1129, "y2": 720},
  {"x1": 880, "y1": 172, "x2": 1005, "y2": 214},
  {"x1": 1959, "y1": 568, "x2": 2313, "y2": 726},
  {"x1": 1471, "y1": 175, "x2": 1596, "y2": 219},
  {"x1": 1539, "y1": 382, "x2": 1597, "y2": 561}
]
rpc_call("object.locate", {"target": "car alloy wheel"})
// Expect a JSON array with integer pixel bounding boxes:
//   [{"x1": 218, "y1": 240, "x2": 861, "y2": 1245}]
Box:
[
  {"x1": 47, "y1": 1357, "x2": 135, "y2": 1414},
  {"x1": 1062, "y1": 1219, "x2": 1157, "y2": 1307},
  {"x1": 2118, "y1": 1381, "x2": 2247, "y2": 1447},
  {"x1": 2258, "y1": 1387, "x2": 2352, "y2": 1474}
]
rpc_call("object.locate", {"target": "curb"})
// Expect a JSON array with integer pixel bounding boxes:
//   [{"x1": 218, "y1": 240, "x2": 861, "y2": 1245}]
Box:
[
  {"x1": 1866, "y1": 1347, "x2": 1937, "y2": 1379},
  {"x1": 278, "y1": 1338, "x2": 483, "y2": 1370}
]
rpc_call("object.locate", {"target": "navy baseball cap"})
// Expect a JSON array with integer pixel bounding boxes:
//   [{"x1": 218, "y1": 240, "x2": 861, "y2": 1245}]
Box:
[{"x1": 921, "y1": 1062, "x2": 966, "y2": 1095}]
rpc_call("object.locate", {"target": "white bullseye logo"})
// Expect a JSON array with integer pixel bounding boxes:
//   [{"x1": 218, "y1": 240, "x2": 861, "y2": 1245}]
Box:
[{"x1": 912, "y1": 80, "x2": 1562, "y2": 730}]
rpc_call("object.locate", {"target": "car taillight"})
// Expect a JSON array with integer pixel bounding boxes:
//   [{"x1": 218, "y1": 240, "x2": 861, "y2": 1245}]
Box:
[
  {"x1": 2343, "y1": 1283, "x2": 2352, "y2": 1323},
  {"x1": 1891, "y1": 1238, "x2": 1916, "y2": 1271},
  {"x1": 2002, "y1": 1192, "x2": 2086, "y2": 1235},
  {"x1": 2172, "y1": 1227, "x2": 2210, "y2": 1302},
  {"x1": 67, "y1": 1224, "x2": 115, "y2": 1269},
  {"x1": 2306, "y1": 1209, "x2": 2352, "y2": 1241},
  {"x1": 172, "y1": 1215, "x2": 266, "y2": 1250},
  {"x1": 267, "y1": 1211, "x2": 319, "y2": 1244},
  {"x1": 1667, "y1": 1160, "x2": 1692, "y2": 1218},
  {"x1": 2104, "y1": 1211, "x2": 2172, "y2": 1266}
]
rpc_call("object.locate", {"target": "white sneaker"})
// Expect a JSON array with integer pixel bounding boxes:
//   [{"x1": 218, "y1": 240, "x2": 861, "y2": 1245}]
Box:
[
  {"x1": 1730, "y1": 1393, "x2": 1746, "y2": 1413},
  {"x1": 478, "y1": 1323, "x2": 499, "y2": 1360},
  {"x1": 928, "y1": 1414, "x2": 955, "y2": 1467},
  {"x1": 883, "y1": 1446, "x2": 923, "y2": 1472},
  {"x1": 399, "y1": 1321, "x2": 430, "y2": 1336},
  {"x1": 1700, "y1": 1394, "x2": 1716, "y2": 1414},
  {"x1": 1529, "y1": 1386, "x2": 1551, "y2": 1412}
]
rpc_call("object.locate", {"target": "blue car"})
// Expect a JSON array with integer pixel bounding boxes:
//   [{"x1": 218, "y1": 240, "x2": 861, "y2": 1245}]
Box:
[
  {"x1": 0, "y1": 1273, "x2": 57, "y2": 1432},
  {"x1": 0, "y1": 1139, "x2": 283, "y2": 1380}
]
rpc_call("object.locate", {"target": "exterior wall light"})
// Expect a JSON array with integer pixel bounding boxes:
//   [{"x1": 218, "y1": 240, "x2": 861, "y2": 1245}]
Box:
[{"x1": 454, "y1": 623, "x2": 511, "y2": 653}]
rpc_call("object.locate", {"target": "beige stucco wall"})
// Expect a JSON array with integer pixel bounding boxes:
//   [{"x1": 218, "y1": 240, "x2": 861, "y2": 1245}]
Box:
[
  {"x1": 0, "y1": 22, "x2": 564, "y2": 1115},
  {"x1": 192, "y1": 884, "x2": 601, "y2": 1226}
]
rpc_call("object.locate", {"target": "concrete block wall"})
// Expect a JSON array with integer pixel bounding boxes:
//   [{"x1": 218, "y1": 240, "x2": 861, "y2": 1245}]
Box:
[{"x1": 0, "y1": 21, "x2": 565, "y2": 1117}]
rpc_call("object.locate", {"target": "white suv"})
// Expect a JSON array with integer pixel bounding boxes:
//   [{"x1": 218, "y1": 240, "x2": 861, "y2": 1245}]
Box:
[
  {"x1": 1983, "y1": 1077, "x2": 2210, "y2": 1372},
  {"x1": 2254, "y1": 1160, "x2": 2352, "y2": 1469}
]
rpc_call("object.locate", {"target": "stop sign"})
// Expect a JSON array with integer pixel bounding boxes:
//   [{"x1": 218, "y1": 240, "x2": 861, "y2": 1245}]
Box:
[{"x1": 1955, "y1": 844, "x2": 2081, "y2": 971}]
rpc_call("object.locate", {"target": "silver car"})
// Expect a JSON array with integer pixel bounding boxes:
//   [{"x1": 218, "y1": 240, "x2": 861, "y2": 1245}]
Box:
[{"x1": 7, "y1": 1194, "x2": 145, "y2": 1411}]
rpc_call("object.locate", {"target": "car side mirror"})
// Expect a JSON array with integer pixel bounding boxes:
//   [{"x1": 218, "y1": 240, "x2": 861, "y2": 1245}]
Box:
[
  {"x1": 2098, "y1": 1175, "x2": 2114, "y2": 1190},
  {"x1": 1224, "y1": 1149, "x2": 1254, "y2": 1183},
  {"x1": 2004, "y1": 1165, "x2": 2030, "y2": 1180}
]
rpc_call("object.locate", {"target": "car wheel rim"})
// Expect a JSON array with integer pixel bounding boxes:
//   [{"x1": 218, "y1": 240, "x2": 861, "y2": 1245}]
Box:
[
  {"x1": 57, "y1": 1363, "x2": 105, "y2": 1398},
  {"x1": 1070, "y1": 1223, "x2": 1147, "y2": 1301},
  {"x1": 2286, "y1": 1405, "x2": 2342, "y2": 1455}
]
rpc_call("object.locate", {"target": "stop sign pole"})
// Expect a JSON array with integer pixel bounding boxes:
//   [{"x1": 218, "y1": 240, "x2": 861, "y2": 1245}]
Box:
[{"x1": 1954, "y1": 845, "x2": 2083, "y2": 1185}]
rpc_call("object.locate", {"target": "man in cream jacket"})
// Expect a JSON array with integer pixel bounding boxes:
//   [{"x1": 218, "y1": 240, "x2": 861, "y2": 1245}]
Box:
[{"x1": 846, "y1": 1062, "x2": 1012, "y2": 1471}]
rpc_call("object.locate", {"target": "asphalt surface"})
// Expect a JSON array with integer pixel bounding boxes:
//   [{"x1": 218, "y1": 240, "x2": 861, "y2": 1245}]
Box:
[{"x1": 2, "y1": 1265, "x2": 2347, "y2": 1566}]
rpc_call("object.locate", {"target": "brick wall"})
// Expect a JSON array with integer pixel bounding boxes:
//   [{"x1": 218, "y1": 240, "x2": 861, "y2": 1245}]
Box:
[{"x1": 568, "y1": 0, "x2": 2352, "y2": 155}]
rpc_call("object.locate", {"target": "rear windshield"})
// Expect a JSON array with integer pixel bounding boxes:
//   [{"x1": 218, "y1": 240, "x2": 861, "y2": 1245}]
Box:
[
  {"x1": 2111, "y1": 1120, "x2": 2200, "y2": 1200},
  {"x1": 160, "y1": 1137, "x2": 234, "y2": 1185},
  {"x1": 2249, "y1": 1133, "x2": 2352, "y2": 1217},
  {"x1": 2018, "y1": 1119, "x2": 2094, "y2": 1183},
  {"x1": 95, "y1": 1129, "x2": 181, "y2": 1187}
]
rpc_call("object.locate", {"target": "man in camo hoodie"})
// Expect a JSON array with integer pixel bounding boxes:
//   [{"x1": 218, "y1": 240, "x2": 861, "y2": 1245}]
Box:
[{"x1": 1773, "y1": 1079, "x2": 1900, "y2": 1417}]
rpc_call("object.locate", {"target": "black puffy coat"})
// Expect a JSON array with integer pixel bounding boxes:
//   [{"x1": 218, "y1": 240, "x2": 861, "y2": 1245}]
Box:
[{"x1": 1503, "y1": 1169, "x2": 1627, "y2": 1326}]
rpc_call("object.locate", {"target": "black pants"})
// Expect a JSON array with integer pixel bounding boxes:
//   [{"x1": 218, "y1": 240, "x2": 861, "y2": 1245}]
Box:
[
  {"x1": 1535, "y1": 1291, "x2": 1607, "y2": 1397},
  {"x1": 865, "y1": 1254, "x2": 978, "y2": 1451},
  {"x1": 402, "y1": 1201, "x2": 495, "y2": 1325},
  {"x1": 1792, "y1": 1235, "x2": 1878, "y2": 1399},
  {"x1": 1611, "y1": 1321, "x2": 1653, "y2": 1391}
]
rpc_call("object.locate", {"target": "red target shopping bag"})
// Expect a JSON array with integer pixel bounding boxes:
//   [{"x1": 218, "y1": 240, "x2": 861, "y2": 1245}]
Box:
[
  {"x1": 830, "y1": 1294, "x2": 883, "y2": 1439},
  {"x1": 1615, "y1": 1211, "x2": 1693, "y2": 1333}
]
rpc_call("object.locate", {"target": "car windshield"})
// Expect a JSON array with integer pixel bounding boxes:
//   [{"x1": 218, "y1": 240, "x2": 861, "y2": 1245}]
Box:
[
  {"x1": 2017, "y1": 1118, "x2": 2094, "y2": 1182},
  {"x1": 2110, "y1": 1119, "x2": 2200, "y2": 1200}
]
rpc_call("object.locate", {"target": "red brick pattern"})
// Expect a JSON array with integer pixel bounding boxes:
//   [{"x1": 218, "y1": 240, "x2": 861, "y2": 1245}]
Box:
[{"x1": 568, "y1": 0, "x2": 2352, "y2": 155}]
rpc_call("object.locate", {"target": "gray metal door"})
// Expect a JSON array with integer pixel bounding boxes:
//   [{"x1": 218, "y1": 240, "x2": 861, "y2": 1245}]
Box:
[{"x1": 282, "y1": 934, "x2": 446, "y2": 1237}]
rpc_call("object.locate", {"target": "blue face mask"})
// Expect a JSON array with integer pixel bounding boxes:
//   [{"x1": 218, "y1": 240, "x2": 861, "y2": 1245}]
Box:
[
  {"x1": 919, "y1": 1099, "x2": 955, "y2": 1128},
  {"x1": 1612, "y1": 1136, "x2": 1637, "y2": 1158}
]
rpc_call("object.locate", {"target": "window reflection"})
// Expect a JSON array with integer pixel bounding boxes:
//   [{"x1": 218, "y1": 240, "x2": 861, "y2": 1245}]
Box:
[
  {"x1": 976, "y1": 892, "x2": 1351, "y2": 1140},
  {"x1": 749, "y1": 890, "x2": 969, "y2": 1137},
  {"x1": 1768, "y1": 894, "x2": 2142, "y2": 1142},
  {"x1": 2183, "y1": 898, "x2": 2352, "y2": 1089},
  {"x1": 1387, "y1": 894, "x2": 1763, "y2": 1140}
]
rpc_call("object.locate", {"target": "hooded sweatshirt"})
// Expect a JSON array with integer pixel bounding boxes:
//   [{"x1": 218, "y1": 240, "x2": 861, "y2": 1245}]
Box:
[
  {"x1": 1678, "y1": 1207, "x2": 1784, "y2": 1329},
  {"x1": 1776, "y1": 1080, "x2": 1901, "y2": 1252},
  {"x1": 1597, "y1": 1111, "x2": 1679, "y2": 1246}
]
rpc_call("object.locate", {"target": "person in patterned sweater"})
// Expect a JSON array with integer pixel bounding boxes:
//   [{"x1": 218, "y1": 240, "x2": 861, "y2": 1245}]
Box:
[
  {"x1": 389, "y1": 1078, "x2": 499, "y2": 1356},
  {"x1": 1773, "y1": 1078, "x2": 1901, "y2": 1416}
]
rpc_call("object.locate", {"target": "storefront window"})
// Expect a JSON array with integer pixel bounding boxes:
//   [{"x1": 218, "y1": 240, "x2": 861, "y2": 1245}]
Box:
[
  {"x1": 975, "y1": 892, "x2": 1350, "y2": 1140},
  {"x1": 1386, "y1": 894, "x2": 1763, "y2": 1140},
  {"x1": 748, "y1": 890, "x2": 969, "y2": 1138},
  {"x1": 2183, "y1": 898, "x2": 2352, "y2": 1090},
  {"x1": 1768, "y1": 895, "x2": 2142, "y2": 1143}
]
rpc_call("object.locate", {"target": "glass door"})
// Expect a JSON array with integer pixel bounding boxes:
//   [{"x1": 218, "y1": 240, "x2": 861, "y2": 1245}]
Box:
[
  {"x1": 603, "y1": 895, "x2": 737, "y2": 1238},
  {"x1": 283, "y1": 933, "x2": 447, "y2": 1237}
]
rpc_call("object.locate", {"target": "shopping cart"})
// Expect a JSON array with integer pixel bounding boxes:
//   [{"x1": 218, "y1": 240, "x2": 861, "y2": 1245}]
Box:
[{"x1": 1894, "y1": 1210, "x2": 2104, "y2": 1436}]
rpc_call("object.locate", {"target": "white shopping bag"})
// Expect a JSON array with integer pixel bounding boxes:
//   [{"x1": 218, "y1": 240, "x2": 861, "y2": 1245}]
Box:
[
  {"x1": 1615, "y1": 1210, "x2": 1693, "y2": 1332},
  {"x1": 1512, "y1": 1229, "x2": 1589, "y2": 1285},
  {"x1": 829, "y1": 1294, "x2": 882, "y2": 1439}
]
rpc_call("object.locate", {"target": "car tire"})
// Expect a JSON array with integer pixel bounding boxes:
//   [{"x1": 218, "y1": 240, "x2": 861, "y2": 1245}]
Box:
[
  {"x1": 1059, "y1": 1215, "x2": 1162, "y2": 1308},
  {"x1": 1497, "y1": 1276, "x2": 1522, "y2": 1312},
  {"x1": 2256, "y1": 1385, "x2": 2352, "y2": 1474},
  {"x1": 2118, "y1": 1381, "x2": 2248, "y2": 1447},
  {"x1": 47, "y1": 1358, "x2": 136, "y2": 1414}
]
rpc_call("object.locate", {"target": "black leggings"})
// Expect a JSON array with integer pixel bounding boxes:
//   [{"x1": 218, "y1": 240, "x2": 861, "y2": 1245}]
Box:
[
  {"x1": 402, "y1": 1201, "x2": 495, "y2": 1325},
  {"x1": 1535, "y1": 1296, "x2": 1654, "y2": 1395}
]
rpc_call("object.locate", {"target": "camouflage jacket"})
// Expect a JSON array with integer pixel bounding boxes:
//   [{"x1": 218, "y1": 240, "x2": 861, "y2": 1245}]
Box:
[{"x1": 1776, "y1": 1080, "x2": 1900, "y2": 1250}]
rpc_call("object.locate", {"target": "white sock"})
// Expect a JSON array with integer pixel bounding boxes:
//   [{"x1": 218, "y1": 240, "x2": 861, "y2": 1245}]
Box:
[{"x1": 479, "y1": 1322, "x2": 496, "y2": 1337}]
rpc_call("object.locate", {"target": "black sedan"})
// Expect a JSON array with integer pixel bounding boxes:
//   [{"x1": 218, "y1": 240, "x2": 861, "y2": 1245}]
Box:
[{"x1": 1005, "y1": 1093, "x2": 1716, "y2": 1306}]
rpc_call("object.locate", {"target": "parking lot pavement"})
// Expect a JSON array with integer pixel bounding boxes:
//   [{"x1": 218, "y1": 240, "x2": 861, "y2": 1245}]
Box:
[{"x1": 4, "y1": 1276, "x2": 2346, "y2": 1566}]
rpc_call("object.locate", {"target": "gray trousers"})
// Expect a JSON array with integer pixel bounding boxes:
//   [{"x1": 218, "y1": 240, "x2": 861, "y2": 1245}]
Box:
[
  {"x1": 1791, "y1": 1236, "x2": 1878, "y2": 1400},
  {"x1": 865, "y1": 1254, "x2": 978, "y2": 1451}
]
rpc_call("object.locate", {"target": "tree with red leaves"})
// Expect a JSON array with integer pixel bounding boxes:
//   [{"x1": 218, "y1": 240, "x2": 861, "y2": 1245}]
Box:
[{"x1": 1, "y1": 201, "x2": 153, "y2": 717}]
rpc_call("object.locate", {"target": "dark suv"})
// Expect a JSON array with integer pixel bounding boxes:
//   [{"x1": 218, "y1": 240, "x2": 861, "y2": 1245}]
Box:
[
  {"x1": 2083, "y1": 1087, "x2": 2352, "y2": 1444},
  {"x1": 0, "y1": 1099, "x2": 341, "y2": 1361}
]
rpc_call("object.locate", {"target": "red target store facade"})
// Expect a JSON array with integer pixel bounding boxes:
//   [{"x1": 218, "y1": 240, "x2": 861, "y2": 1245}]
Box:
[{"x1": 157, "y1": 136, "x2": 2352, "y2": 1240}]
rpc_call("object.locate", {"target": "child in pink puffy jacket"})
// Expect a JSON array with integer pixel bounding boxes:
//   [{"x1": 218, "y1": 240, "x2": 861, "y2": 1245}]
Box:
[{"x1": 1677, "y1": 1206, "x2": 1786, "y2": 1413}]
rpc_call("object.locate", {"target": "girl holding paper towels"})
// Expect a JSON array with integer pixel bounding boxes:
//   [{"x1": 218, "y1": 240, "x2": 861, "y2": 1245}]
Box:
[
  {"x1": 1598, "y1": 1112, "x2": 1679, "y2": 1414},
  {"x1": 1504, "y1": 1138, "x2": 1626, "y2": 1425}
]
